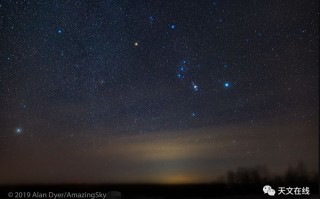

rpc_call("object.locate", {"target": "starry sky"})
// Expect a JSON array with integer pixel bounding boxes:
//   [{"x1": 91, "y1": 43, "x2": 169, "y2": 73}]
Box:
[{"x1": 0, "y1": 0, "x2": 319, "y2": 184}]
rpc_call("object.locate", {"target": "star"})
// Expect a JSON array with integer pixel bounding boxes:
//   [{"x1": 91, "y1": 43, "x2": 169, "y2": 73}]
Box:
[
  {"x1": 224, "y1": 82, "x2": 230, "y2": 88},
  {"x1": 193, "y1": 85, "x2": 198, "y2": 90},
  {"x1": 57, "y1": 28, "x2": 63, "y2": 34},
  {"x1": 192, "y1": 112, "x2": 196, "y2": 117},
  {"x1": 192, "y1": 82, "x2": 199, "y2": 91},
  {"x1": 15, "y1": 127, "x2": 23, "y2": 134},
  {"x1": 169, "y1": 24, "x2": 176, "y2": 30},
  {"x1": 134, "y1": 42, "x2": 139, "y2": 46}
]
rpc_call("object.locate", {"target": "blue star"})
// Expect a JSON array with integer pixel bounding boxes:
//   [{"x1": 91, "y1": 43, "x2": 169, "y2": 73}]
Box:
[
  {"x1": 149, "y1": 16, "x2": 154, "y2": 22},
  {"x1": 192, "y1": 112, "x2": 196, "y2": 117},
  {"x1": 15, "y1": 127, "x2": 23, "y2": 134},
  {"x1": 224, "y1": 82, "x2": 230, "y2": 88},
  {"x1": 180, "y1": 66, "x2": 185, "y2": 71},
  {"x1": 169, "y1": 24, "x2": 176, "y2": 30},
  {"x1": 57, "y1": 28, "x2": 63, "y2": 34},
  {"x1": 224, "y1": 64, "x2": 228, "y2": 68}
]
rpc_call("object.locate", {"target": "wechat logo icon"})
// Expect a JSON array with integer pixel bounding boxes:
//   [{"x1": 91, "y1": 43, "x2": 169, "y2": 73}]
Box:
[{"x1": 263, "y1": 185, "x2": 276, "y2": 196}]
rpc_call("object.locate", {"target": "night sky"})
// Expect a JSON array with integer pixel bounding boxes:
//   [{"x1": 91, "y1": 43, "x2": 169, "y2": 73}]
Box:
[{"x1": 0, "y1": 0, "x2": 319, "y2": 184}]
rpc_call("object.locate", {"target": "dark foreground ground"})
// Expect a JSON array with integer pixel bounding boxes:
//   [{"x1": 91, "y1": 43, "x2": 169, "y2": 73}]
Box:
[{"x1": 0, "y1": 183, "x2": 318, "y2": 199}]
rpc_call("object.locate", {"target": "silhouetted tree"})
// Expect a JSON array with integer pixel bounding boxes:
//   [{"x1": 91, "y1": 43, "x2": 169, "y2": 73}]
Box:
[
  {"x1": 284, "y1": 162, "x2": 309, "y2": 185},
  {"x1": 226, "y1": 166, "x2": 269, "y2": 185}
]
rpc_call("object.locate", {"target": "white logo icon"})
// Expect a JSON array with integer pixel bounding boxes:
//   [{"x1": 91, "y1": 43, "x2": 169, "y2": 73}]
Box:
[{"x1": 263, "y1": 185, "x2": 276, "y2": 196}]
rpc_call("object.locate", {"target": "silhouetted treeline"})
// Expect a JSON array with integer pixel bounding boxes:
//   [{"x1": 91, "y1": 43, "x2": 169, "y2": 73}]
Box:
[{"x1": 222, "y1": 162, "x2": 319, "y2": 195}]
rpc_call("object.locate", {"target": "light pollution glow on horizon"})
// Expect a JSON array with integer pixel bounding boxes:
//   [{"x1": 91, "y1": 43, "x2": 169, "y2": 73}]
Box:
[{"x1": 1, "y1": 118, "x2": 318, "y2": 184}]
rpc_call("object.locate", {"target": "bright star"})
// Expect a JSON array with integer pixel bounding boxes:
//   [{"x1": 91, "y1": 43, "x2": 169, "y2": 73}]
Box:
[
  {"x1": 224, "y1": 82, "x2": 230, "y2": 88},
  {"x1": 170, "y1": 24, "x2": 176, "y2": 29},
  {"x1": 192, "y1": 82, "x2": 199, "y2": 91},
  {"x1": 15, "y1": 127, "x2": 22, "y2": 134},
  {"x1": 192, "y1": 113, "x2": 196, "y2": 117},
  {"x1": 57, "y1": 28, "x2": 63, "y2": 34},
  {"x1": 134, "y1": 42, "x2": 139, "y2": 46}
]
